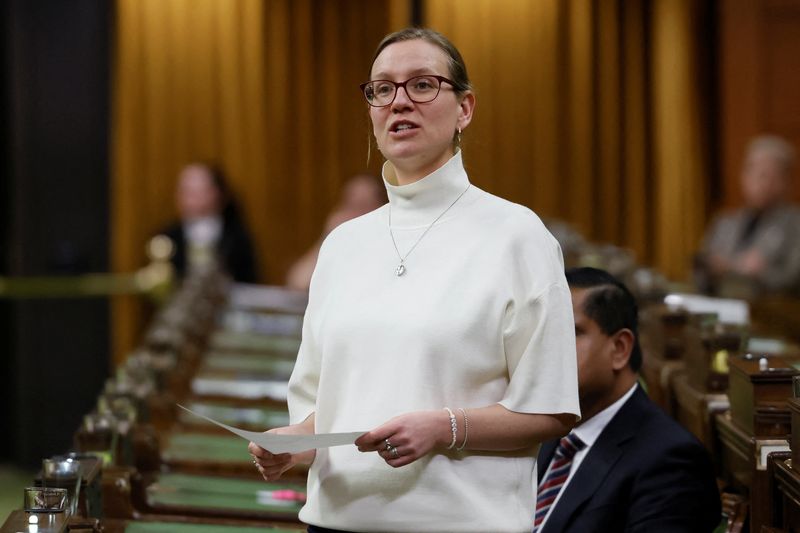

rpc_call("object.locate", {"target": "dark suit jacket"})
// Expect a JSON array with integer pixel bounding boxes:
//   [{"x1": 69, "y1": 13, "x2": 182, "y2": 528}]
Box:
[
  {"x1": 161, "y1": 216, "x2": 257, "y2": 283},
  {"x1": 536, "y1": 387, "x2": 721, "y2": 533}
]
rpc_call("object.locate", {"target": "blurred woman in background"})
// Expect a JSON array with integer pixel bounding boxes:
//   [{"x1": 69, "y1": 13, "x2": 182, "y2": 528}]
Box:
[{"x1": 160, "y1": 162, "x2": 257, "y2": 283}]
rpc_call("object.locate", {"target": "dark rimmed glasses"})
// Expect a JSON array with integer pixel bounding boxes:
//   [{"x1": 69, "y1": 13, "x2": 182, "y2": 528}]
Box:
[{"x1": 359, "y1": 75, "x2": 456, "y2": 107}]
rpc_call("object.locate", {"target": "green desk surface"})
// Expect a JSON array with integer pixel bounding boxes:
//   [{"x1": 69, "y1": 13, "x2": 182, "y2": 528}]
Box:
[
  {"x1": 180, "y1": 402, "x2": 289, "y2": 430},
  {"x1": 210, "y1": 331, "x2": 300, "y2": 354},
  {"x1": 146, "y1": 473, "x2": 305, "y2": 516},
  {"x1": 126, "y1": 522, "x2": 302, "y2": 533},
  {"x1": 162, "y1": 433, "x2": 255, "y2": 464},
  {"x1": 201, "y1": 353, "x2": 295, "y2": 376}
]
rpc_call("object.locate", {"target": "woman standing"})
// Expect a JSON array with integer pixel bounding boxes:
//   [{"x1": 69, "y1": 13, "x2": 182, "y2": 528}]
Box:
[{"x1": 250, "y1": 28, "x2": 580, "y2": 532}]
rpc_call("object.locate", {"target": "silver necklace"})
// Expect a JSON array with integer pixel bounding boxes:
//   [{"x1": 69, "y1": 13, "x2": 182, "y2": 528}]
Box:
[{"x1": 388, "y1": 184, "x2": 471, "y2": 276}]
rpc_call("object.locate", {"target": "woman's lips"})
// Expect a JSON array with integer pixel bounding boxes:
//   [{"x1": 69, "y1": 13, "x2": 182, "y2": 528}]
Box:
[{"x1": 389, "y1": 122, "x2": 419, "y2": 138}]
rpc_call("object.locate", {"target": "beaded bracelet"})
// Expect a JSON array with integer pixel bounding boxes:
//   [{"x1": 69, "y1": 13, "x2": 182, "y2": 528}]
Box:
[
  {"x1": 443, "y1": 407, "x2": 458, "y2": 449},
  {"x1": 456, "y1": 408, "x2": 469, "y2": 451}
]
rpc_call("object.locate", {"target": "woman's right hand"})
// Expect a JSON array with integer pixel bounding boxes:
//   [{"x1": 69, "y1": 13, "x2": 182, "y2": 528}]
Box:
[{"x1": 248, "y1": 417, "x2": 316, "y2": 482}]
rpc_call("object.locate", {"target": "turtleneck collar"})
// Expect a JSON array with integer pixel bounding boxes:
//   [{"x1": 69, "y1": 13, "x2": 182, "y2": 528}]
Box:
[{"x1": 382, "y1": 151, "x2": 471, "y2": 228}]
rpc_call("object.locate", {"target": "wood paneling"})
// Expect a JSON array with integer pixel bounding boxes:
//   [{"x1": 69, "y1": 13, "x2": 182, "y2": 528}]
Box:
[{"x1": 718, "y1": 0, "x2": 800, "y2": 209}]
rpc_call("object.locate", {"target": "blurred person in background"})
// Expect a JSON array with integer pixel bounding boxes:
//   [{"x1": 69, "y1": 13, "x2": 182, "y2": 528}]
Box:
[
  {"x1": 285, "y1": 174, "x2": 386, "y2": 291},
  {"x1": 695, "y1": 135, "x2": 800, "y2": 296},
  {"x1": 160, "y1": 162, "x2": 258, "y2": 283}
]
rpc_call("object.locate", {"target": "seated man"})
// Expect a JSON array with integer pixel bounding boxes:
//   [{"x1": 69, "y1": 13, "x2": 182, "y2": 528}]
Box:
[
  {"x1": 534, "y1": 267, "x2": 720, "y2": 533},
  {"x1": 696, "y1": 134, "x2": 800, "y2": 296}
]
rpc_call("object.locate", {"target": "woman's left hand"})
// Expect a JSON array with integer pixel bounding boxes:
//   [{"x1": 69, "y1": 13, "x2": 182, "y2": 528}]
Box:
[{"x1": 355, "y1": 410, "x2": 451, "y2": 468}]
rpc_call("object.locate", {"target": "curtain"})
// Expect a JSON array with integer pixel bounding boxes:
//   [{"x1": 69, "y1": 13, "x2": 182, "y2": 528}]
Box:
[
  {"x1": 425, "y1": 0, "x2": 711, "y2": 281},
  {"x1": 112, "y1": 0, "x2": 711, "y2": 362},
  {"x1": 111, "y1": 0, "x2": 403, "y2": 363}
]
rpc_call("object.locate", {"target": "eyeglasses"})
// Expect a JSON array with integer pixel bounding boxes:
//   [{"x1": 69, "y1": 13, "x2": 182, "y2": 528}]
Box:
[{"x1": 359, "y1": 75, "x2": 456, "y2": 107}]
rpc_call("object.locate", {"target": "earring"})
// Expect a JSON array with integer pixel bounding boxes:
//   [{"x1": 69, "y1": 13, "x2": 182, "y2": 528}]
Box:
[{"x1": 456, "y1": 128, "x2": 462, "y2": 150}]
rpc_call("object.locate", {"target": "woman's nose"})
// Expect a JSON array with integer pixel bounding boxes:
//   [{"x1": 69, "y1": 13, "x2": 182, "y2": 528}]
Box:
[{"x1": 390, "y1": 85, "x2": 414, "y2": 110}]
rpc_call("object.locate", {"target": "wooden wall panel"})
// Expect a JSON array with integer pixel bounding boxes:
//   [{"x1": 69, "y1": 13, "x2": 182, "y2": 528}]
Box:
[{"x1": 718, "y1": 0, "x2": 800, "y2": 208}]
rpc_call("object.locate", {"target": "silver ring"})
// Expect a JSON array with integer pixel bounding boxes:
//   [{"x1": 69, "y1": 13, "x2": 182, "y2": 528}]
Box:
[
  {"x1": 253, "y1": 459, "x2": 258, "y2": 467},
  {"x1": 390, "y1": 446, "x2": 399, "y2": 459},
  {"x1": 384, "y1": 439, "x2": 393, "y2": 451}
]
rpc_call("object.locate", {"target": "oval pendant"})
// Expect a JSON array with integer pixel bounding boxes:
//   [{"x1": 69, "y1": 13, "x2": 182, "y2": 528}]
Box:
[{"x1": 395, "y1": 264, "x2": 406, "y2": 277}]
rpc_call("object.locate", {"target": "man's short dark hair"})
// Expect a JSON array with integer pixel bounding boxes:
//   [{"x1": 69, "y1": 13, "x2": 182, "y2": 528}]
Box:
[{"x1": 565, "y1": 267, "x2": 642, "y2": 372}]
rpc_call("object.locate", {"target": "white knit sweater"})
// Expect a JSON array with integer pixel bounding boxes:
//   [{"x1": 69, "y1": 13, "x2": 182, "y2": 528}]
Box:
[{"x1": 288, "y1": 151, "x2": 580, "y2": 532}]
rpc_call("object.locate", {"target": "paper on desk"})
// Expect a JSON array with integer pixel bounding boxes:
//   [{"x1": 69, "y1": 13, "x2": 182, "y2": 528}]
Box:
[{"x1": 177, "y1": 404, "x2": 365, "y2": 454}]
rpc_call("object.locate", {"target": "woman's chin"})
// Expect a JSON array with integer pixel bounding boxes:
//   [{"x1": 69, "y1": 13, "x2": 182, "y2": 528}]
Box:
[{"x1": 382, "y1": 140, "x2": 422, "y2": 161}]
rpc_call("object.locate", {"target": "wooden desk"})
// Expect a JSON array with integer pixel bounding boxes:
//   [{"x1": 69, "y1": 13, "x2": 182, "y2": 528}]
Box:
[
  {"x1": 0, "y1": 510, "x2": 68, "y2": 533},
  {"x1": 86, "y1": 286, "x2": 310, "y2": 529},
  {"x1": 640, "y1": 354, "x2": 684, "y2": 415},
  {"x1": 102, "y1": 467, "x2": 306, "y2": 525},
  {"x1": 101, "y1": 518, "x2": 305, "y2": 533},
  {"x1": 671, "y1": 371, "x2": 729, "y2": 452},
  {"x1": 769, "y1": 457, "x2": 800, "y2": 532},
  {"x1": 716, "y1": 411, "x2": 790, "y2": 533},
  {"x1": 729, "y1": 356, "x2": 796, "y2": 438}
]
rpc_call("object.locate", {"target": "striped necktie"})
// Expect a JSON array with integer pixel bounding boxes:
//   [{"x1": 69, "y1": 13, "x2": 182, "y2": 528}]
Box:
[{"x1": 533, "y1": 433, "x2": 586, "y2": 532}]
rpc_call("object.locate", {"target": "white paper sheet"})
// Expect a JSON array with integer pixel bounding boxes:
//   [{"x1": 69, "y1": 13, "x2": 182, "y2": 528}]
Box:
[{"x1": 177, "y1": 404, "x2": 364, "y2": 454}]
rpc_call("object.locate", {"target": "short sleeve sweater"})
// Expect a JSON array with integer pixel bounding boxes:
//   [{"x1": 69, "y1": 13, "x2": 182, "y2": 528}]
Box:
[{"x1": 288, "y1": 151, "x2": 580, "y2": 532}]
